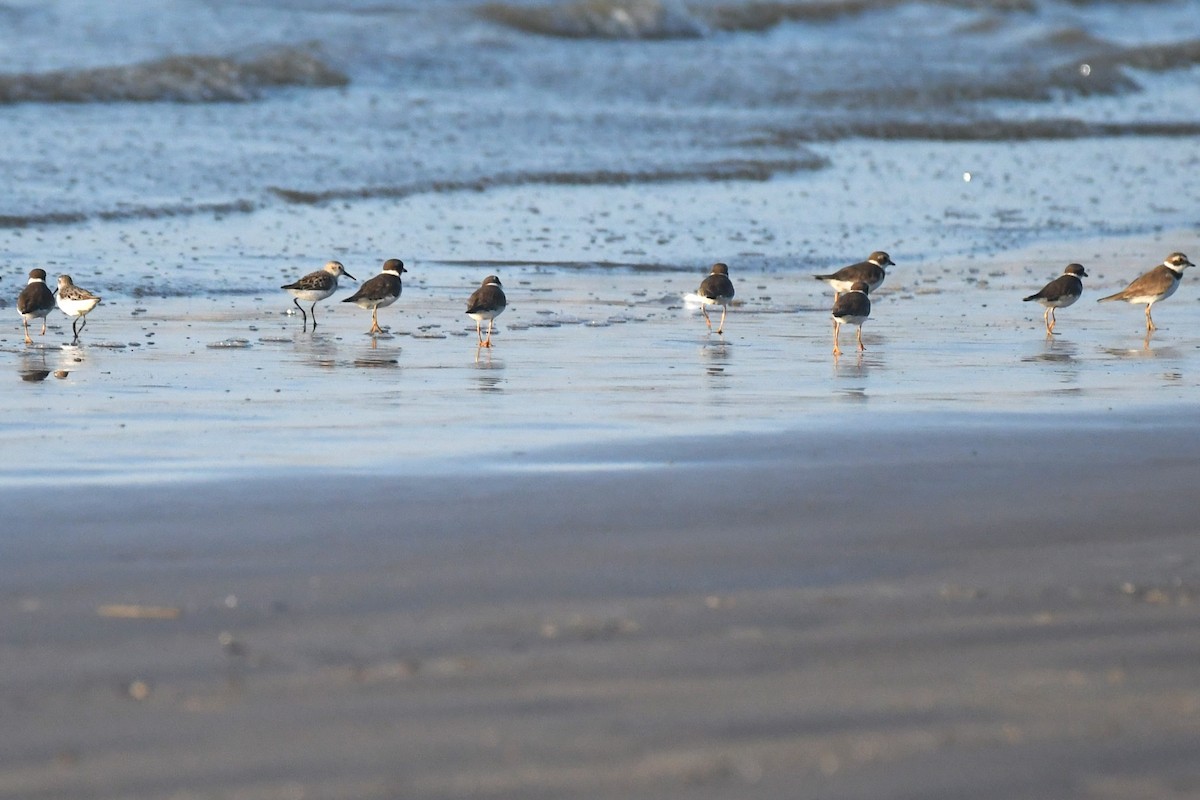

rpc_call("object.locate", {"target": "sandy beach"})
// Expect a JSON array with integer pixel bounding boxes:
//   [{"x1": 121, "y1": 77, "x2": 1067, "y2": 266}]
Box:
[
  {"x1": 3, "y1": 0, "x2": 1200, "y2": 790},
  {"x1": 4, "y1": 416, "x2": 1200, "y2": 799}
]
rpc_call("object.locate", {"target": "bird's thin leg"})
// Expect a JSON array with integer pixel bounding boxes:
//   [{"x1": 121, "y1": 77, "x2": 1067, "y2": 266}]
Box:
[
  {"x1": 310, "y1": 303, "x2": 319, "y2": 330},
  {"x1": 716, "y1": 305, "x2": 727, "y2": 335},
  {"x1": 701, "y1": 305, "x2": 712, "y2": 330},
  {"x1": 485, "y1": 318, "x2": 494, "y2": 347},
  {"x1": 370, "y1": 307, "x2": 381, "y2": 334},
  {"x1": 832, "y1": 320, "x2": 842, "y2": 355},
  {"x1": 291, "y1": 298, "x2": 307, "y2": 330},
  {"x1": 1145, "y1": 304, "x2": 1155, "y2": 331},
  {"x1": 40, "y1": 318, "x2": 47, "y2": 335},
  {"x1": 23, "y1": 320, "x2": 32, "y2": 345},
  {"x1": 856, "y1": 325, "x2": 865, "y2": 352}
]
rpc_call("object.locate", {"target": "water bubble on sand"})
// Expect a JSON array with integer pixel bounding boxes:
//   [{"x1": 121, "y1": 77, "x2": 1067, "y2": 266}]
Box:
[
  {"x1": 963, "y1": 172, "x2": 973, "y2": 182},
  {"x1": 1080, "y1": 63, "x2": 1092, "y2": 77}
]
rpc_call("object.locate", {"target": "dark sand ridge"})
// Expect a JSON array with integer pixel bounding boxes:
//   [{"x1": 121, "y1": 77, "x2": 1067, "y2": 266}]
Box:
[{"x1": 3, "y1": 415, "x2": 1199, "y2": 799}]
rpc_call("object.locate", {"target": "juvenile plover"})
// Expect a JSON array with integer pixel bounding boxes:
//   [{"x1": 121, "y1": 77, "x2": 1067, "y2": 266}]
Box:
[{"x1": 1097, "y1": 252, "x2": 1193, "y2": 332}]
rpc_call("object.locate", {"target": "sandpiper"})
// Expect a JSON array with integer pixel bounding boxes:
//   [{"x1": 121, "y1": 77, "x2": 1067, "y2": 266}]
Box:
[
  {"x1": 465, "y1": 274, "x2": 506, "y2": 347},
  {"x1": 55, "y1": 275, "x2": 101, "y2": 343},
  {"x1": 1023, "y1": 263, "x2": 1087, "y2": 335},
  {"x1": 17, "y1": 268, "x2": 56, "y2": 344},
  {"x1": 281, "y1": 260, "x2": 356, "y2": 330},
  {"x1": 832, "y1": 281, "x2": 871, "y2": 355},
  {"x1": 814, "y1": 251, "x2": 894, "y2": 300},
  {"x1": 698, "y1": 262, "x2": 735, "y2": 334},
  {"x1": 343, "y1": 259, "x2": 406, "y2": 334},
  {"x1": 1097, "y1": 251, "x2": 1194, "y2": 332}
]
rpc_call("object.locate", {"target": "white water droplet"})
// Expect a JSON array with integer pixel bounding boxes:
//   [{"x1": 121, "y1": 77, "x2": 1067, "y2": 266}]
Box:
[{"x1": 962, "y1": 171, "x2": 973, "y2": 182}]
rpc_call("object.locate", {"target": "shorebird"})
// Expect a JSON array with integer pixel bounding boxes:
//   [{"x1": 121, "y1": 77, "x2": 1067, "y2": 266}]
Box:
[
  {"x1": 55, "y1": 275, "x2": 101, "y2": 343},
  {"x1": 698, "y1": 262, "x2": 735, "y2": 334},
  {"x1": 1023, "y1": 263, "x2": 1088, "y2": 335},
  {"x1": 832, "y1": 281, "x2": 871, "y2": 355},
  {"x1": 465, "y1": 275, "x2": 506, "y2": 347},
  {"x1": 281, "y1": 260, "x2": 355, "y2": 330},
  {"x1": 814, "y1": 251, "x2": 894, "y2": 300},
  {"x1": 1097, "y1": 251, "x2": 1194, "y2": 332},
  {"x1": 343, "y1": 259, "x2": 406, "y2": 334},
  {"x1": 17, "y1": 268, "x2": 56, "y2": 344}
]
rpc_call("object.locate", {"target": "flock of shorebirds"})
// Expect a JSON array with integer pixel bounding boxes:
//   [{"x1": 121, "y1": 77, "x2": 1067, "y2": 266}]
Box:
[{"x1": 13, "y1": 249, "x2": 1195, "y2": 353}]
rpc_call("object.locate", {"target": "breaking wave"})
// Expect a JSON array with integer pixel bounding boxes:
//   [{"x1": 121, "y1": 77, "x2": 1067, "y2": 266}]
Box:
[{"x1": 0, "y1": 47, "x2": 348, "y2": 105}]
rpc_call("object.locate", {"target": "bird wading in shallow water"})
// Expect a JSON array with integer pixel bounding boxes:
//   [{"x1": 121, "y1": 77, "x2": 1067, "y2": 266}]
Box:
[
  {"x1": 1023, "y1": 263, "x2": 1087, "y2": 335},
  {"x1": 55, "y1": 275, "x2": 101, "y2": 344},
  {"x1": 698, "y1": 262, "x2": 735, "y2": 334},
  {"x1": 832, "y1": 281, "x2": 871, "y2": 356},
  {"x1": 815, "y1": 251, "x2": 894, "y2": 301},
  {"x1": 343, "y1": 259, "x2": 406, "y2": 334},
  {"x1": 281, "y1": 260, "x2": 356, "y2": 331},
  {"x1": 17, "y1": 268, "x2": 56, "y2": 344},
  {"x1": 1097, "y1": 252, "x2": 1194, "y2": 332},
  {"x1": 465, "y1": 275, "x2": 506, "y2": 347}
]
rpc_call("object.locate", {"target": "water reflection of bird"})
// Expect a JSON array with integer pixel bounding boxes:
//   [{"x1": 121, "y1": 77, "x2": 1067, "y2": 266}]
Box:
[
  {"x1": 1097, "y1": 252, "x2": 1193, "y2": 332},
  {"x1": 1023, "y1": 263, "x2": 1087, "y2": 335}
]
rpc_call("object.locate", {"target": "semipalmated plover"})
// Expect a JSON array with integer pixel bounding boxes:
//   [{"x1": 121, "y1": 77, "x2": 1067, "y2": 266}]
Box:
[
  {"x1": 343, "y1": 259, "x2": 405, "y2": 334},
  {"x1": 1023, "y1": 263, "x2": 1087, "y2": 335},
  {"x1": 55, "y1": 275, "x2": 101, "y2": 344},
  {"x1": 281, "y1": 260, "x2": 356, "y2": 330},
  {"x1": 697, "y1": 262, "x2": 735, "y2": 334},
  {"x1": 465, "y1": 275, "x2": 506, "y2": 347},
  {"x1": 1097, "y1": 251, "x2": 1194, "y2": 331},
  {"x1": 17, "y1": 268, "x2": 56, "y2": 344},
  {"x1": 832, "y1": 281, "x2": 871, "y2": 355},
  {"x1": 815, "y1": 251, "x2": 894, "y2": 300}
]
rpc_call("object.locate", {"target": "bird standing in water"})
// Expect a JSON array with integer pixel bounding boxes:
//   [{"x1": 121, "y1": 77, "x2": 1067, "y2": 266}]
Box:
[
  {"x1": 832, "y1": 281, "x2": 871, "y2": 356},
  {"x1": 281, "y1": 260, "x2": 356, "y2": 331},
  {"x1": 1023, "y1": 263, "x2": 1087, "y2": 335},
  {"x1": 697, "y1": 262, "x2": 735, "y2": 334},
  {"x1": 17, "y1": 268, "x2": 56, "y2": 344},
  {"x1": 343, "y1": 259, "x2": 406, "y2": 334},
  {"x1": 465, "y1": 275, "x2": 506, "y2": 347}
]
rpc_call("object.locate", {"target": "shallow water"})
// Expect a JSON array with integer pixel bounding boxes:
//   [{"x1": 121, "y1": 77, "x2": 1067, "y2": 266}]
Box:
[
  {"x1": 3, "y1": 158, "x2": 1197, "y2": 486},
  {"x1": 1, "y1": 0, "x2": 1198, "y2": 229},
  {"x1": 2, "y1": 2, "x2": 1199, "y2": 485}
]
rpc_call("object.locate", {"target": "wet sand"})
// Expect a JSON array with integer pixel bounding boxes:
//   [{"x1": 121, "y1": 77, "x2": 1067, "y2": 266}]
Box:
[
  {"x1": 3, "y1": 138, "x2": 1200, "y2": 796},
  {"x1": 3, "y1": 419, "x2": 1200, "y2": 799}
]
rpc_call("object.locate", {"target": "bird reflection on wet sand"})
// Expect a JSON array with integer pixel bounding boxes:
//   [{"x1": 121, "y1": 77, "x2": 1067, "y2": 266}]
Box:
[{"x1": 472, "y1": 348, "x2": 504, "y2": 392}]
